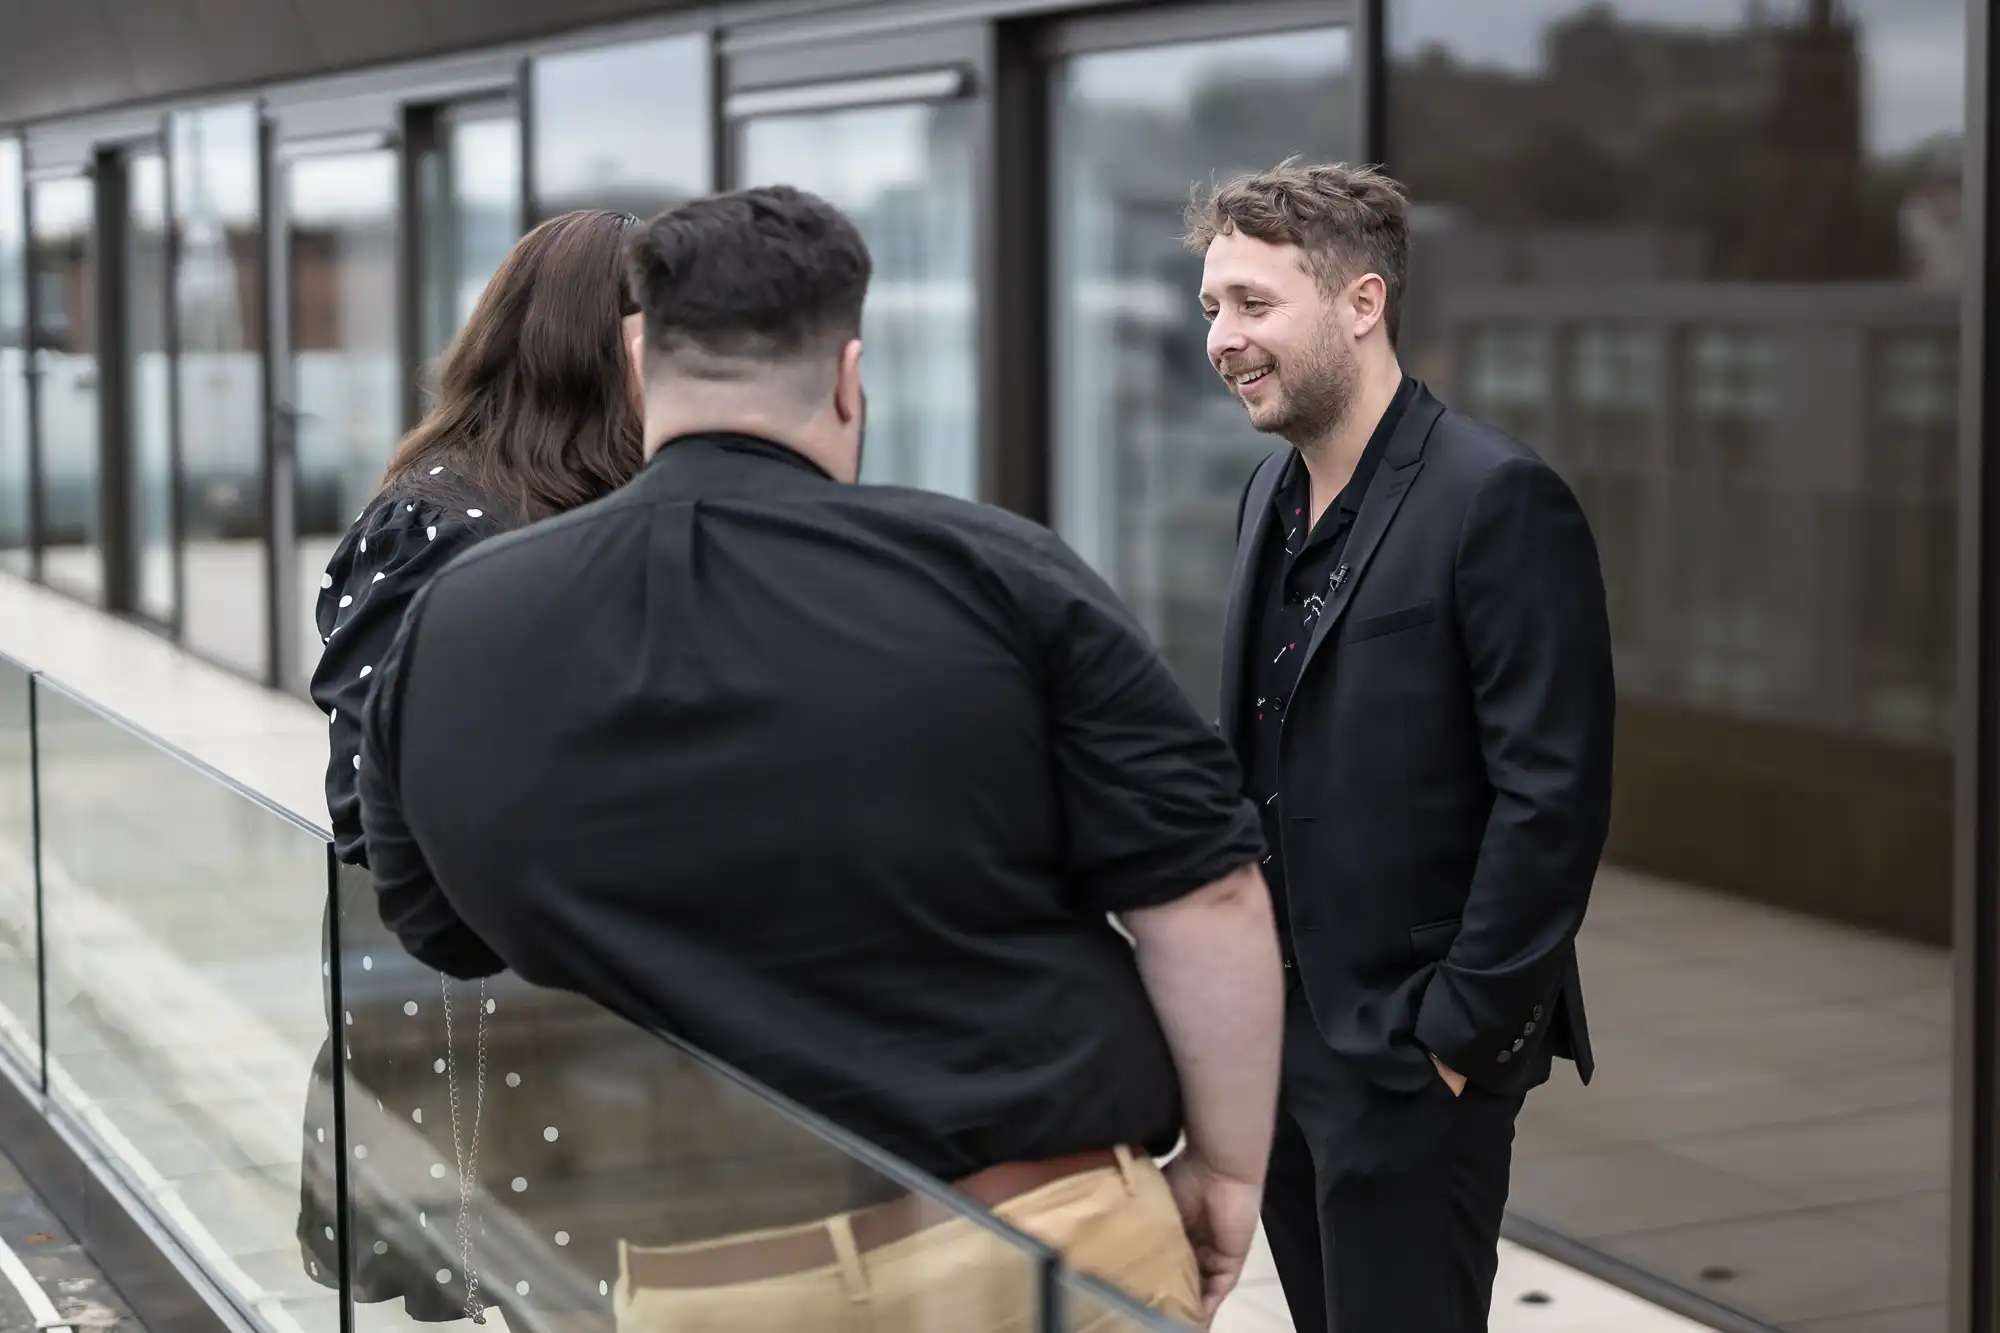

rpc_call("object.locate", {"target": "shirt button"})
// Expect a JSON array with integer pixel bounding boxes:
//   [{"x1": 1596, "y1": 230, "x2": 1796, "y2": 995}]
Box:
[{"x1": 1496, "y1": 1050, "x2": 1512, "y2": 1064}]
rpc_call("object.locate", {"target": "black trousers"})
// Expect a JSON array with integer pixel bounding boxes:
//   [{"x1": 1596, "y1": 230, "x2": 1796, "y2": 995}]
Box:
[{"x1": 1262, "y1": 979, "x2": 1526, "y2": 1333}]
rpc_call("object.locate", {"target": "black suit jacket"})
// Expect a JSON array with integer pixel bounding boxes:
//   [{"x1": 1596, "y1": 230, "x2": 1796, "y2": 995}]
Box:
[{"x1": 1222, "y1": 382, "x2": 1613, "y2": 1113}]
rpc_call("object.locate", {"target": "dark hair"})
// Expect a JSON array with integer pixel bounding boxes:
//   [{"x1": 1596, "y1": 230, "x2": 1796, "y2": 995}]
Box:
[
  {"x1": 625, "y1": 185, "x2": 872, "y2": 378},
  {"x1": 382, "y1": 209, "x2": 646, "y2": 521},
  {"x1": 1184, "y1": 157, "x2": 1411, "y2": 345}
]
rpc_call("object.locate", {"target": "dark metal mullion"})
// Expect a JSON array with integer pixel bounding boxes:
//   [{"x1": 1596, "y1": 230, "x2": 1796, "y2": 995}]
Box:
[
  {"x1": 1357, "y1": 0, "x2": 1386, "y2": 168},
  {"x1": 258, "y1": 110, "x2": 285, "y2": 691},
  {"x1": 97, "y1": 149, "x2": 133, "y2": 617},
  {"x1": 979, "y1": 19, "x2": 1048, "y2": 521},
  {"x1": 399, "y1": 105, "x2": 434, "y2": 435},
  {"x1": 162, "y1": 118, "x2": 187, "y2": 641},
  {"x1": 710, "y1": 34, "x2": 731, "y2": 190},
  {"x1": 1955, "y1": 0, "x2": 2000, "y2": 1326},
  {"x1": 20, "y1": 158, "x2": 40, "y2": 586},
  {"x1": 516, "y1": 57, "x2": 537, "y2": 226}
]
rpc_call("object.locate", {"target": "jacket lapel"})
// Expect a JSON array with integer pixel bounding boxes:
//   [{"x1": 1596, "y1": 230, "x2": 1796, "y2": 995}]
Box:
[
  {"x1": 1219, "y1": 450, "x2": 1290, "y2": 750},
  {"x1": 1294, "y1": 390, "x2": 1446, "y2": 687}
]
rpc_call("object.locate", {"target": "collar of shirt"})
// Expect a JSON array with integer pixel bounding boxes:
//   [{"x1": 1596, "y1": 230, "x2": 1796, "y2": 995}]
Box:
[
  {"x1": 1271, "y1": 374, "x2": 1418, "y2": 550},
  {"x1": 644, "y1": 431, "x2": 837, "y2": 482}
]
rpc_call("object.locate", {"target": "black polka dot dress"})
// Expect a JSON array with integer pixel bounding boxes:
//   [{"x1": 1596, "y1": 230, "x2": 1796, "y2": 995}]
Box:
[{"x1": 296, "y1": 474, "x2": 615, "y2": 1325}]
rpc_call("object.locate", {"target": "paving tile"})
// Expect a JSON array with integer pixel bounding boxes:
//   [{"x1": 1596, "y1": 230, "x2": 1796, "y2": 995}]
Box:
[
  {"x1": 1797, "y1": 1304, "x2": 1949, "y2": 1333},
  {"x1": 1636, "y1": 1004, "x2": 1951, "y2": 1081},
  {"x1": 1598, "y1": 1209, "x2": 1946, "y2": 1325},
  {"x1": 1821, "y1": 1192, "x2": 1951, "y2": 1254},
  {"x1": 1509, "y1": 1143, "x2": 1798, "y2": 1238},
  {"x1": 1666, "y1": 1104, "x2": 1949, "y2": 1207}
]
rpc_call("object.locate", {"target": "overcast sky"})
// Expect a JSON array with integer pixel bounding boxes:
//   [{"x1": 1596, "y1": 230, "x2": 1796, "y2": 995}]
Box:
[{"x1": 1389, "y1": 0, "x2": 1968, "y2": 154}]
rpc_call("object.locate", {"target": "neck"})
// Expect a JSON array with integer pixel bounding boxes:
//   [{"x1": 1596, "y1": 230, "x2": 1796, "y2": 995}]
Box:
[
  {"x1": 1296, "y1": 353, "x2": 1403, "y2": 506},
  {"x1": 644, "y1": 404, "x2": 853, "y2": 482}
]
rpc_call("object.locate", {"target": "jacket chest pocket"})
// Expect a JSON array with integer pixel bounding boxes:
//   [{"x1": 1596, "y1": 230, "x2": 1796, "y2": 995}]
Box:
[{"x1": 1338, "y1": 600, "x2": 1437, "y2": 647}]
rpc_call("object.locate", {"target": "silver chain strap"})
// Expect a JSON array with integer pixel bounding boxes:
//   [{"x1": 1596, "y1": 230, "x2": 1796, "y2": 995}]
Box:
[{"x1": 441, "y1": 975, "x2": 490, "y2": 1325}]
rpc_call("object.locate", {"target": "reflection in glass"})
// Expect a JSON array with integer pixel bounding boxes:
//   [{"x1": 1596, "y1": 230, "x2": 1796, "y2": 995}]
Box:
[
  {"x1": 30, "y1": 176, "x2": 101, "y2": 604},
  {"x1": 740, "y1": 101, "x2": 978, "y2": 497},
  {"x1": 1063, "y1": 1270, "x2": 1187, "y2": 1333},
  {"x1": 531, "y1": 35, "x2": 711, "y2": 220},
  {"x1": 286, "y1": 151, "x2": 400, "y2": 693},
  {"x1": 0, "y1": 659, "x2": 36, "y2": 1074},
  {"x1": 1387, "y1": 1, "x2": 1964, "y2": 1326},
  {"x1": 1052, "y1": 27, "x2": 1356, "y2": 712},
  {"x1": 33, "y1": 679, "x2": 339, "y2": 1333},
  {"x1": 173, "y1": 104, "x2": 269, "y2": 679},
  {"x1": 419, "y1": 114, "x2": 524, "y2": 383},
  {"x1": 126, "y1": 152, "x2": 176, "y2": 625},
  {"x1": 0, "y1": 139, "x2": 26, "y2": 577},
  {"x1": 329, "y1": 867, "x2": 1049, "y2": 1331}
]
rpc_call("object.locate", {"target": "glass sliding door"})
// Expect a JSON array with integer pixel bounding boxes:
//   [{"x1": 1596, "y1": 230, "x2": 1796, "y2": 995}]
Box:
[
  {"x1": 0, "y1": 140, "x2": 26, "y2": 578},
  {"x1": 171, "y1": 104, "x2": 268, "y2": 679},
  {"x1": 281, "y1": 147, "x2": 399, "y2": 693},
  {"x1": 416, "y1": 104, "x2": 523, "y2": 395},
  {"x1": 123, "y1": 148, "x2": 175, "y2": 627},
  {"x1": 29, "y1": 174, "x2": 102, "y2": 605},
  {"x1": 737, "y1": 96, "x2": 978, "y2": 497},
  {"x1": 1049, "y1": 21, "x2": 1356, "y2": 712}
]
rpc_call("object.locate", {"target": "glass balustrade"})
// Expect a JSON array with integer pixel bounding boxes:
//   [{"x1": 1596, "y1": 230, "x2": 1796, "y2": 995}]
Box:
[{"x1": 0, "y1": 664, "x2": 1223, "y2": 1333}]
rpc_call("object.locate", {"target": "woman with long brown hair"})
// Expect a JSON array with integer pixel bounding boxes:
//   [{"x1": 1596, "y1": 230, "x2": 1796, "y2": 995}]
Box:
[{"x1": 299, "y1": 209, "x2": 646, "y2": 1326}]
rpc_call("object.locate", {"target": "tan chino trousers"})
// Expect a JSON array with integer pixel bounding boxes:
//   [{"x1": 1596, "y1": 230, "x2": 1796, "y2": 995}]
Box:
[{"x1": 614, "y1": 1146, "x2": 1201, "y2": 1332}]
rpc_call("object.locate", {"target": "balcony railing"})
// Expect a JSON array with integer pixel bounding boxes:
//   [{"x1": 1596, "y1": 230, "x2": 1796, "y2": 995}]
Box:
[{"x1": 0, "y1": 650, "x2": 1183, "y2": 1333}]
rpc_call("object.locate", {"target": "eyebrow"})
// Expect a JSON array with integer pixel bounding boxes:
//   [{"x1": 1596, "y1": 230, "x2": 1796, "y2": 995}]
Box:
[{"x1": 1198, "y1": 280, "x2": 1274, "y2": 304}]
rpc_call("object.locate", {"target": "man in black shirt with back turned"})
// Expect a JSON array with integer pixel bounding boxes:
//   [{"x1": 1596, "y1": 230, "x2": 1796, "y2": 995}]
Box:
[{"x1": 356, "y1": 185, "x2": 1283, "y2": 1330}]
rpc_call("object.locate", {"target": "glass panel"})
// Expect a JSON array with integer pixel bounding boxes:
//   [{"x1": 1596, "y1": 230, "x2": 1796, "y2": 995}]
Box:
[
  {"x1": 30, "y1": 175, "x2": 101, "y2": 604},
  {"x1": 126, "y1": 150, "x2": 176, "y2": 625},
  {"x1": 1387, "y1": 1, "x2": 1964, "y2": 1327},
  {"x1": 531, "y1": 35, "x2": 711, "y2": 220},
  {"x1": 0, "y1": 656, "x2": 35, "y2": 1075},
  {"x1": 172, "y1": 103, "x2": 269, "y2": 680},
  {"x1": 418, "y1": 113, "x2": 524, "y2": 395},
  {"x1": 1051, "y1": 26, "x2": 1357, "y2": 713},
  {"x1": 1063, "y1": 1271, "x2": 1191, "y2": 1332},
  {"x1": 0, "y1": 139, "x2": 27, "y2": 578},
  {"x1": 330, "y1": 866, "x2": 1050, "y2": 1331},
  {"x1": 287, "y1": 150, "x2": 399, "y2": 695},
  {"x1": 739, "y1": 100, "x2": 978, "y2": 497},
  {"x1": 33, "y1": 677, "x2": 340, "y2": 1333}
]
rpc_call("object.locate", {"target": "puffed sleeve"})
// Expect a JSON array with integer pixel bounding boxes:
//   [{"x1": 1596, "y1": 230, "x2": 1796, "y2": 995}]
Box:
[{"x1": 310, "y1": 492, "x2": 503, "y2": 866}]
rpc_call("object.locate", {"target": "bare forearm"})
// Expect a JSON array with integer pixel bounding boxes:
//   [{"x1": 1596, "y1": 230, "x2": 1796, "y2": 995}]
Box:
[{"x1": 1125, "y1": 862, "x2": 1283, "y2": 1184}]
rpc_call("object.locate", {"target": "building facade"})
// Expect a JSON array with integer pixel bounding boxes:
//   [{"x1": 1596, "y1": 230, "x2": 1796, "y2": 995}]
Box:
[{"x1": 0, "y1": 1, "x2": 1995, "y2": 1331}]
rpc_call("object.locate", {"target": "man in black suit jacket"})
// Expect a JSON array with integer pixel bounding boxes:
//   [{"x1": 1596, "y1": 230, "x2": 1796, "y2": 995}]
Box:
[{"x1": 1190, "y1": 161, "x2": 1615, "y2": 1331}]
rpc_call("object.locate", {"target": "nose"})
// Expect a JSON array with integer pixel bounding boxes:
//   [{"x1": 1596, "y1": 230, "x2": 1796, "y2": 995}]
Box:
[{"x1": 1207, "y1": 313, "x2": 1245, "y2": 369}]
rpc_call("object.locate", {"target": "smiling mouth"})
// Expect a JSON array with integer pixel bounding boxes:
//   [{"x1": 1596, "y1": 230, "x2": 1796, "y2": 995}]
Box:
[{"x1": 1232, "y1": 367, "x2": 1273, "y2": 391}]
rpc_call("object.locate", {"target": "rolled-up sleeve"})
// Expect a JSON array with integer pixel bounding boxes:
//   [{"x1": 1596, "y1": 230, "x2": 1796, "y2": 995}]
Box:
[
  {"x1": 357, "y1": 581, "x2": 507, "y2": 980},
  {"x1": 1032, "y1": 535, "x2": 1264, "y2": 915}
]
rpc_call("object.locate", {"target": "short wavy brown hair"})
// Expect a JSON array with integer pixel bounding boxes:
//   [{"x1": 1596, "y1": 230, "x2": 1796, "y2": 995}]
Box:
[{"x1": 1184, "y1": 157, "x2": 1411, "y2": 345}]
